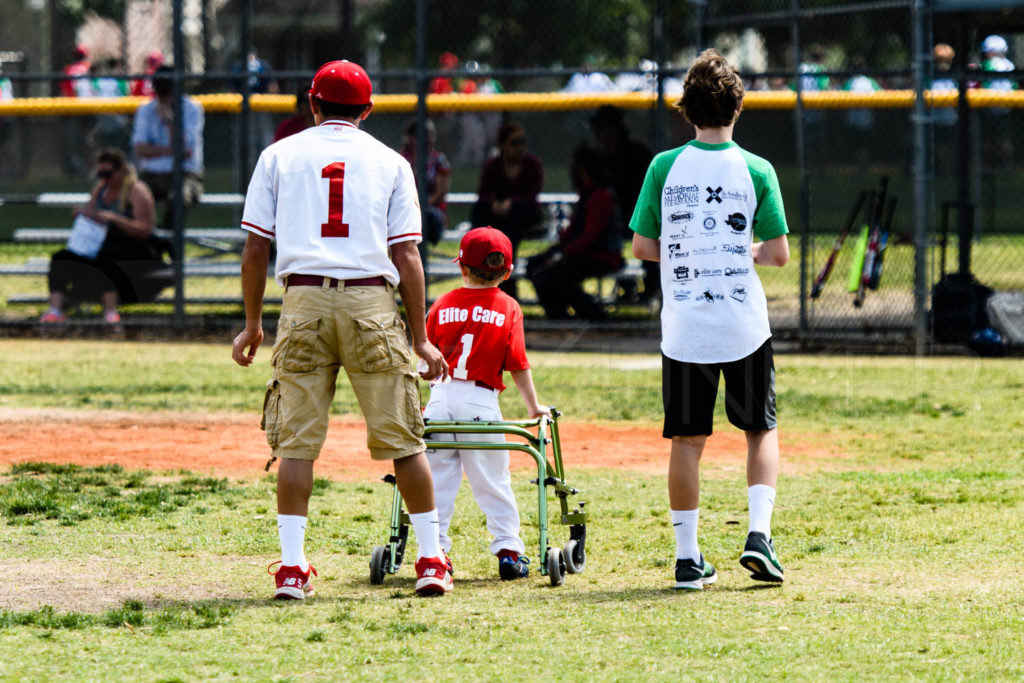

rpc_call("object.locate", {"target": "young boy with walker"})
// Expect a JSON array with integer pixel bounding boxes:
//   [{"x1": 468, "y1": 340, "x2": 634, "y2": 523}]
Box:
[
  {"x1": 424, "y1": 226, "x2": 549, "y2": 580},
  {"x1": 630, "y1": 49, "x2": 791, "y2": 589}
]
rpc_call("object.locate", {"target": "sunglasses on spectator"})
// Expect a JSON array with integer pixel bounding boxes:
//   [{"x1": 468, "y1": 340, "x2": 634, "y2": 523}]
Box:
[{"x1": 507, "y1": 137, "x2": 527, "y2": 146}]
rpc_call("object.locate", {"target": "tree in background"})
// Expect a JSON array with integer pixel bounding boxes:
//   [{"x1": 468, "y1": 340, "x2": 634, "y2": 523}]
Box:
[{"x1": 364, "y1": 0, "x2": 652, "y2": 76}]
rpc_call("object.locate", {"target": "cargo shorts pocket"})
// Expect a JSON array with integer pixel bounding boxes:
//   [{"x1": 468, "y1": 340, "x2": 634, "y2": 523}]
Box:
[
  {"x1": 272, "y1": 315, "x2": 321, "y2": 373},
  {"x1": 261, "y1": 379, "x2": 282, "y2": 448},
  {"x1": 352, "y1": 314, "x2": 409, "y2": 373}
]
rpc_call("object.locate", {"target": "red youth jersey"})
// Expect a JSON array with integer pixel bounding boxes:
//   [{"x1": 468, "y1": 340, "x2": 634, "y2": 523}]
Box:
[{"x1": 426, "y1": 286, "x2": 530, "y2": 392}]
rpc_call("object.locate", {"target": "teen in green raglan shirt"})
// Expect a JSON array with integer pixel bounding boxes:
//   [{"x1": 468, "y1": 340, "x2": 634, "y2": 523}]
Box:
[{"x1": 630, "y1": 49, "x2": 790, "y2": 590}]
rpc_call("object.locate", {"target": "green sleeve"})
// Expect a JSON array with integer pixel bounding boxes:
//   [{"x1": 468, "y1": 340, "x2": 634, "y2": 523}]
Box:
[
  {"x1": 740, "y1": 149, "x2": 789, "y2": 241},
  {"x1": 629, "y1": 149, "x2": 681, "y2": 240}
]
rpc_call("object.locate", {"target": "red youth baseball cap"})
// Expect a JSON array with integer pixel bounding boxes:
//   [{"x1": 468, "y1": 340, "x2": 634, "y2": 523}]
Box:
[
  {"x1": 455, "y1": 227, "x2": 513, "y2": 272},
  {"x1": 309, "y1": 60, "x2": 372, "y2": 106}
]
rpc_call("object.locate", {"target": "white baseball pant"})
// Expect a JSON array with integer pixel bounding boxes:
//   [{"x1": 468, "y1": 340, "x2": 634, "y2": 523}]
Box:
[{"x1": 423, "y1": 379, "x2": 526, "y2": 556}]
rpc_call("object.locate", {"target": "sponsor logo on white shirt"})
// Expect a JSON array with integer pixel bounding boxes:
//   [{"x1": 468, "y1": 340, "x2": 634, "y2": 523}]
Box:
[{"x1": 665, "y1": 184, "x2": 700, "y2": 207}]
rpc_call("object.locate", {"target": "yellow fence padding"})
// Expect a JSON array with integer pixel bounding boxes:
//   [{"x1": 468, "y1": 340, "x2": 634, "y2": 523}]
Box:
[{"x1": 0, "y1": 89, "x2": 1021, "y2": 117}]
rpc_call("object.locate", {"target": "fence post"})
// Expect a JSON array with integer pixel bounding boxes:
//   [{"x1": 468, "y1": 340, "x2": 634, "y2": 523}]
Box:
[
  {"x1": 415, "y1": 0, "x2": 430, "y2": 285},
  {"x1": 792, "y1": 0, "x2": 810, "y2": 338},
  {"x1": 654, "y1": 0, "x2": 669, "y2": 153},
  {"x1": 912, "y1": 0, "x2": 930, "y2": 355},
  {"x1": 239, "y1": 0, "x2": 253, "y2": 189},
  {"x1": 171, "y1": 0, "x2": 186, "y2": 330}
]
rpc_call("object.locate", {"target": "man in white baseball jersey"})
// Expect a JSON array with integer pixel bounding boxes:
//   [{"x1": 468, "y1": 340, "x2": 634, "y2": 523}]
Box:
[
  {"x1": 424, "y1": 227, "x2": 549, "y2": 580},
  {"x1": 231, "y1": 60, "x2": 453, "y2": 599}
]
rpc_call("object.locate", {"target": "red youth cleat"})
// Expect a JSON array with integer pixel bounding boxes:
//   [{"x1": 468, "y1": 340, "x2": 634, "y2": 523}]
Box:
[
  {"x1": 415, "y1": 556, "x2": 453, "y2": 596},
  {"x1": 268, "y1": 561, "x2": 317, "y2": 600}
]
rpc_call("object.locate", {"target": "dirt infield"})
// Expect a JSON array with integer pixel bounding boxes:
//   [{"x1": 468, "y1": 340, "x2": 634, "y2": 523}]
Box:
[
  {"x1": 0, "y1": 409, "x2": 838, "y2": 612},
  {"x1": 0, "y1": 408, "x2": 835, "y2": 478}
]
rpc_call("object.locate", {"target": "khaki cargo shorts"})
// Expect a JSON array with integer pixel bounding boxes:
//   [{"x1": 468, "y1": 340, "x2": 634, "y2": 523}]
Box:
[{"x1": 261, "y1": 281, "x2": 425, "y2": 462}]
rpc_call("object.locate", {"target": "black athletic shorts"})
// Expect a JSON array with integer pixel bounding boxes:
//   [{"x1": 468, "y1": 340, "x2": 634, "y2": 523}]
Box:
[{"x1": 662, "y1": 338, "x2": 777, "y2": 437}]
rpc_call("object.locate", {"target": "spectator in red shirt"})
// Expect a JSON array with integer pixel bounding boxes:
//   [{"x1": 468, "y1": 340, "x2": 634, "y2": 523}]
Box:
[
  {"x1": 61, "y1": 45, "x2": 91, "y2": 97},
  {"x1": 273, "y1": 85, "x2": 316, "y2": 142},
  {"x1": 528, "y1": 143, "x2": 623, "y2": 321},
  {"x1": 131, "y1": 51, "x2": 165, "y2": 97},
  {"x1": 429, "y1": 51, "x2": 459, "y2": 94}
]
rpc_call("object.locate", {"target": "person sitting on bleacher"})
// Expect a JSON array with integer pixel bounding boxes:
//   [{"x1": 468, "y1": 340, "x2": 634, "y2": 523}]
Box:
[
  {"x1": 471, "y1": 121, "x2": 544, "y2": 301},
  {"x1": 40, "y1": 148, "x2": 168, "y2": 328},
  {"x1": 528, "y1": 144, "x2": 623, "y2": 321}
]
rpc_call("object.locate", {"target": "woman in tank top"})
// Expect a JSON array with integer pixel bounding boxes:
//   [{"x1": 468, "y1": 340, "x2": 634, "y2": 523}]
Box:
[{"x1": 41, "y1": 147, "x2": 162, "y2": 328}]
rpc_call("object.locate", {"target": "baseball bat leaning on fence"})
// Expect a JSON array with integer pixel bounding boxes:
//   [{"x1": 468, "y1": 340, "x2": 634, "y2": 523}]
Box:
[
  {"x1": 847, "y1": 192, "x2": 876, "y2": 294},
  {"x1": 868, "y1": 196, "x2": 897, "y2": 290},
  {"x1": 854, "y1": 176, "x2": 889, "y2": 308},
  {"x1": 810, "y1": 190, "x2": 868, "y2": 299}
]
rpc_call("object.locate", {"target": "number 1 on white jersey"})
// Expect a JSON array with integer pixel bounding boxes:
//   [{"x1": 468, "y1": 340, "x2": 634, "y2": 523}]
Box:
[{"x1": 321, "y1": 162, "x2": 349, "y2": 238}]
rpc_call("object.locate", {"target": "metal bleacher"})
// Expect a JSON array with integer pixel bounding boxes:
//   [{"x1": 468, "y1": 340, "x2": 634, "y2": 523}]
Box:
[{"x1": 2, "y1": 190, "x2": 645, "y2": 311}]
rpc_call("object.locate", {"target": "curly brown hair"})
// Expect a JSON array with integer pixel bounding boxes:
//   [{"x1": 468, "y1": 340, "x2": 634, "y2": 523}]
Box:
[{"x1": 675, "y1": 49, "x2": 744, "y2": 130}]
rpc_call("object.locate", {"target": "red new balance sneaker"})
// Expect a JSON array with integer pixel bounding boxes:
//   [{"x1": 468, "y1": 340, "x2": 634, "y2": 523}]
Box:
[
  {"x1": 415, "y1": 556, "x2": 453, "y2": 596},
  {"x1": 268, "y1": 561, "x2": 317, "y2": 600}
]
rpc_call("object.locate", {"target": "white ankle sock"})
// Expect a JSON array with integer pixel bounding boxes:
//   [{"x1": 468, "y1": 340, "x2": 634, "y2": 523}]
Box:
[
  {"x1": 671, "y1": 508, "x2": 700, "y2": 562},
  {"x1": 409, "y1": 509, "x2": 442, "y2": 559},
  {"x1": 748, "y1": 485, "x2": 776, "y2": 538},
  {"x1": 277, "y1": 514, "x2": 308, "y2": 571}
]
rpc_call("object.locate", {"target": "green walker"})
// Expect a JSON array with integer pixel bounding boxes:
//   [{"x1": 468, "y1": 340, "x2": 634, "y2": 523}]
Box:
[{"x1": 369, "y1": 409, "x2": 589, "y2": 586}]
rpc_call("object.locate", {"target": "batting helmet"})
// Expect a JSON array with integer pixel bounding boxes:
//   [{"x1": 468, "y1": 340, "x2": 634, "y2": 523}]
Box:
[{"x1": 309, "y1": 60, "x2": 372, "y2": 106}]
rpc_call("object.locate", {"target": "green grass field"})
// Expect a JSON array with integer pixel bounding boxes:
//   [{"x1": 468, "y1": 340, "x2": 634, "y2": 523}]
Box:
[{"x1": 1, "y1": 341, "x2": 1023, "y2": 680}]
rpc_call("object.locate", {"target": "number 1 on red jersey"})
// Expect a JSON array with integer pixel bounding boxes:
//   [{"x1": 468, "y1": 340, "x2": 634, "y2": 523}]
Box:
[
  {"x1": 321, "y1": 162, "x2": 349, "y2": 238},
  {"x1": 452, "y1": 333, "x2": 474, "y2": 380}
]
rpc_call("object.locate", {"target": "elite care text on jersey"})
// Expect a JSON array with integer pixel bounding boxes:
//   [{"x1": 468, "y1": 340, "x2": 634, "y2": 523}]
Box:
[{"x1": 435, "y1": 305, "x2": 508, "y2": 327}]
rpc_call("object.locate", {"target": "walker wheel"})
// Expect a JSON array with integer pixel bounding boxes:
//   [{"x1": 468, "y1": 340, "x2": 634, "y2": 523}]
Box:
[
  {"x1": 546, "y1": 547, "x2": 565, "y2": 586},
  {"x1": 369, "y1": 545, "x2": 387, "y2": 585},
  {"x1": 563, "y1": 539, "x2": 586, "y2": 574}
]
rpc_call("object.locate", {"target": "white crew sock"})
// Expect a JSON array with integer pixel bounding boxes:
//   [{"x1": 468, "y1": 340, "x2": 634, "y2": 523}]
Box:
[
  {"x1": 748, "y1": 484, "x2": 776, "y2": 538},
  {"x1": 277, "y1": 514, "x2": 308, "y2": 572},
  {"x1": 409, "y1": 509, "x2": 442, "y2": 560},
  {"x1": 671, "y1": 508, "x2": 701, "y2": 562}
]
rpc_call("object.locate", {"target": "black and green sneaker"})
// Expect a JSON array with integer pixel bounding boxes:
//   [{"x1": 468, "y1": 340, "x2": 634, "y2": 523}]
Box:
[
  {"x1": 739, "y1": 531, "x2": 784, "y2": 583},
  {"x1": 674, "y1": 555, "x2": 718, "y2": 590}
]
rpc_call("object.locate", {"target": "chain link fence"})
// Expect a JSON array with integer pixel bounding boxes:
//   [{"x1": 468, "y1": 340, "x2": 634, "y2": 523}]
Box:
[
  {"x1": 0, "y1": 0, "x2": 1021, "y2": 350},
  {"x1": 698, "y1": 0, "x2": 1024, "y2": 351}
]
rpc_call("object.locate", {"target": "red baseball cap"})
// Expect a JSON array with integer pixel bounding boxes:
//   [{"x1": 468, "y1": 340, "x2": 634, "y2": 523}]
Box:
[
  {"x1": 455, "y1": 227, "x2": 513, "y2": 272},
  {"x1": 309, "y1": 60, "x2": 372, "y2": 106}
]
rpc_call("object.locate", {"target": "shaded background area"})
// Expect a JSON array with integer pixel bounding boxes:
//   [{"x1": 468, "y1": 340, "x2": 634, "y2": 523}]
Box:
[{"x1": 0, "y1": 0, "x2": 1021, "y2": 350}]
